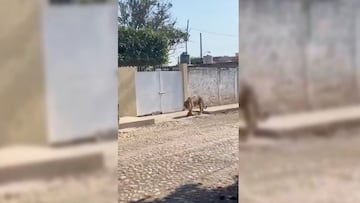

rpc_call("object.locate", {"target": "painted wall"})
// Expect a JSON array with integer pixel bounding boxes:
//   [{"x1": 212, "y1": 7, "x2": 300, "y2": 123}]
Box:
[
  {"x1": 41, "y1": 2, "x2": 118, "y2": 144},
  {"x1": 0, "y1": 1, "x2": 47, "y2": 146},
  {"x1": 118, "y1": 67, "x2": 137, "y2": 117},
  {"x1": 239, "y1": 0, "x2": 360, "y2": 115},
  {"x1": 134, "y1": 71, "x2": 184, "y2": 116},
  {"x1": 188, "y1": 66, "x2": 238, "y2": 106},
  {"x1": 117, "y1": 65, "x2": 238, "y2": 116},
  {"x1": 118, "y1": 65, "x2": 190, "y2": 117}
]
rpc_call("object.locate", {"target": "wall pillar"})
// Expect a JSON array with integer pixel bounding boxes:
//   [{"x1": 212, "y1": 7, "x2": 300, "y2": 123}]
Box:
[
  {"x1": 0, "y1": 1, "x2": 47, "y2": 147},
  {"x1": 118, "y1": 67, "x2": 138, "y2": 117},
  {"x1": 180, "y1": 63, "x2": 189, "y2": 102}
]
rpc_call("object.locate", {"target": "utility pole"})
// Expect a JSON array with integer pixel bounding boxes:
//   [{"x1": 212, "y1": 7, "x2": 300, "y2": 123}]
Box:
[
  {"x1": 200, "y1": 33, "x2": 203, "y2": 64},
  {"x1": 186, "y1": 19, "x2": 189, "y2": 54}
]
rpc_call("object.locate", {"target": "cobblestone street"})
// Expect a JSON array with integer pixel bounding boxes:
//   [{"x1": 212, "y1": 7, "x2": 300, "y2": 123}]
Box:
[
  {"x1": 2, "y1": 111, "x2": 360, "y2": 203},
  {"x1": 118, "y1": 112, "x2": 239, "y2": 203}
]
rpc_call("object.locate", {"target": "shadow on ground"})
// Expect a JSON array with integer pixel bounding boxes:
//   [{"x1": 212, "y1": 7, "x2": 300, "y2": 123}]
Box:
[
  {"x1": 173, "y1": 111, "x2": 211, "y2": 120},
  {"x1": 131, "y1": 176, "x2": 238, "y2": 203}
]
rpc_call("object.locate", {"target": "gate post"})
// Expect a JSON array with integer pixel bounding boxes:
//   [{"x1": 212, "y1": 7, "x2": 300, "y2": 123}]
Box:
[
  {"x1": 118, "y1": 67, "x2": 137, "y2": 117},
  {"x1": 180, "y1": 63, "x2": 189, "y2": 103}
]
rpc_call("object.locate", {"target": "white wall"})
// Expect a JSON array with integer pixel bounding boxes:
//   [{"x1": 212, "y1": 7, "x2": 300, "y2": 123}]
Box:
[
  {"x1": 239, "y1": 0, "x2": 360, "y2": 115},
  {"x1": 135, "y1": 71, "x2": 184, "y2": 116},
  {"x1": 41, "y1": 2, "x2": 118, "y2": 143},
  {"x1": 188, "y1": 67, "x2": 238, "y2": 106}
]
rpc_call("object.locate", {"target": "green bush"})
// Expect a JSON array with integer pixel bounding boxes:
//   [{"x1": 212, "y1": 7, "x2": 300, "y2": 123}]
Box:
[{"x1": 118, "y1": 27, "x2": 169, "y2": 66}]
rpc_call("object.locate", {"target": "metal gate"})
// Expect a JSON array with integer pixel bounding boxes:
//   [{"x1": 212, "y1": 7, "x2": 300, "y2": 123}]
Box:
[{"x1": 135, "y1": 70, "x2": 184, "y2": 116}]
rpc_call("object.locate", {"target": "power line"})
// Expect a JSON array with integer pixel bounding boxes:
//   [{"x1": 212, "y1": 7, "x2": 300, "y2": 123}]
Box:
[{"x1": 190, "y1": 27, "x2": 237, "y2": 38}]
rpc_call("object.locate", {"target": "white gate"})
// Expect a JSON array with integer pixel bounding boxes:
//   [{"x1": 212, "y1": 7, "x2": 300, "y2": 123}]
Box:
[{"x1": 135, "y1": 70, "x2": 184, "y2": 116}]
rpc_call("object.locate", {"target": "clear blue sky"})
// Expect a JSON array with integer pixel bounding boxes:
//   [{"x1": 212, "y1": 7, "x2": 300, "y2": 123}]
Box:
[{"x1": 168, "y1": 0, "x2": 238, "y2": 65}]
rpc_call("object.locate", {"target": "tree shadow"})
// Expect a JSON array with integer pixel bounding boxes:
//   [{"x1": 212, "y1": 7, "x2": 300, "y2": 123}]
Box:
[{"x1": 131, "y1": 176, "x2": 238, "y2": 203}]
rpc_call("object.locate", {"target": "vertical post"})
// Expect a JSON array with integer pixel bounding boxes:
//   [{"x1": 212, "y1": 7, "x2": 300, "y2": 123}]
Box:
[
  {"x1": 217, "y1": 67, "x2": 221, "y2": 105},
  {"x1": 118, "y1": 67, "x2": 137, "y2": 117},
  {"x1": 186, "y1": 19, "x2": 189, "y2": 53},
  {"x1": 157, "y1": 69, "x2": 163, "y2": 113},
  {"x1": 200, "y1": 33, "x2": 203, "y2": 63},
  {"x1": 180, "y1": 63, "x2": 189, "y2": 104},
  {"x1": 235, "y1": 68, "x2": 238, "y2": 100}
]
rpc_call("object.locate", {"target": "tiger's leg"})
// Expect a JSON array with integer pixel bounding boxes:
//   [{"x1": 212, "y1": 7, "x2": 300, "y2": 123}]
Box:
[
  {"x1": 199, "y1": 99, "x2": 204, "y2": 115},
  {"x1": 187, "y1": 104, "x2": 194, "y2": 117},
  {"x1": 242, "y1": 103, "x2": 258, "y2": 141}
]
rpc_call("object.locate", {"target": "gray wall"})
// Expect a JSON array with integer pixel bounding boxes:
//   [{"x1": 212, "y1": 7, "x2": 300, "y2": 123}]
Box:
[
  {"x1": 188, "y1": 67, "x2": 238, "y2": 106},
  {"x1": 239, "y1": 0, "x2": 360, "y2": 115}
]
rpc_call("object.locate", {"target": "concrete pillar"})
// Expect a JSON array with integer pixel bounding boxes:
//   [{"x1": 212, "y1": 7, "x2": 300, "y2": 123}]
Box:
[
  {"x1": 180, "y1": 63, "x2": 189, "y2": 101},
  {"x1": 118, "y1": 67, "x2": 138, "y2": 117},
  {"x1": 0, "y1": 1, "x2": 47, "y2": 146},
  {"x1": 0, "y1": 1, "x2": 118, "y2": 146}
]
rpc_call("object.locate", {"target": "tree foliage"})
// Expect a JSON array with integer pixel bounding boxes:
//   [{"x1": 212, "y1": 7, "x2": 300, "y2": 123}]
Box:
[
  {"x1": 118, "y1": 0, "x2": 188, "y2": 49},
  {"x1": 190, "y1": 57, "x2": 202, "y2": 65},
  {"x1": 118, "y1": 27, "x2": 168, "y2": 66}
]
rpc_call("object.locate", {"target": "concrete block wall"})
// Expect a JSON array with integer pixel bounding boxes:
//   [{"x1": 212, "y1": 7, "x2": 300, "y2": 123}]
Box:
[
  {"x1": 239, "y1": 0, "x2": 360, "y2": 115},
  {"x1": 188, "y1": 66, "x2": 238, "y2": 106}
]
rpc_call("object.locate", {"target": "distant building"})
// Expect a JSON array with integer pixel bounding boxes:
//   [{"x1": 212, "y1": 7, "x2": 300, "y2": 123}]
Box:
[
  {"x1": 213, "y1": 55, "x2": 238, "y2": 64},
  {"x1": 203, "y1": 55, "x2": 213, "y2": 64},
  {"x1": 186, "y1": 53, "x2": 238, "y2": 65},
  {"x1": 180, "y1": 52, "x2": 191, "y2": 64}
]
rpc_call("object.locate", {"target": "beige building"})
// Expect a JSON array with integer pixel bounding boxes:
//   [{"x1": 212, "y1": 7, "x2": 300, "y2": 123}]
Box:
[{"x1": 0, "y1": 0, "x2": 117, "y2": 146}]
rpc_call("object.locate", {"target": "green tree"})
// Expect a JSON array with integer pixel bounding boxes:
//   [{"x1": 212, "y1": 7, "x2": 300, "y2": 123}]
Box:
[
  {"x1": 118, "y1": 0, "x2": 188, "y2": 49},
  {"x1": 190, "y1": 57, "x2": 202, "y2": 65},
  {"x1": 118, "y1": 27, "x2": 168, "y2": 66}
]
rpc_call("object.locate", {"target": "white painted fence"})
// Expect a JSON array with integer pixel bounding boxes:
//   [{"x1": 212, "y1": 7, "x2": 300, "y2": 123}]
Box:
[{"x1": 135, "y1": 70, "x2": 184, "y2": 116}]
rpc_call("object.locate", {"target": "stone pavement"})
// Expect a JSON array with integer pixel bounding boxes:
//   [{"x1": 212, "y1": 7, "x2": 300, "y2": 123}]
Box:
[
  {"x1": 4, "y1": 104, "x2": 360, "y2": 200},
  {"x1": 120, "y1": 104, "x2": 360, "y2": 138},
  {"x1": 118, "y1": 112, "x2": 239, "y2": 202},
  {"x1": 119, "y1": 117, "x2": 155, "y2": 129}
]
